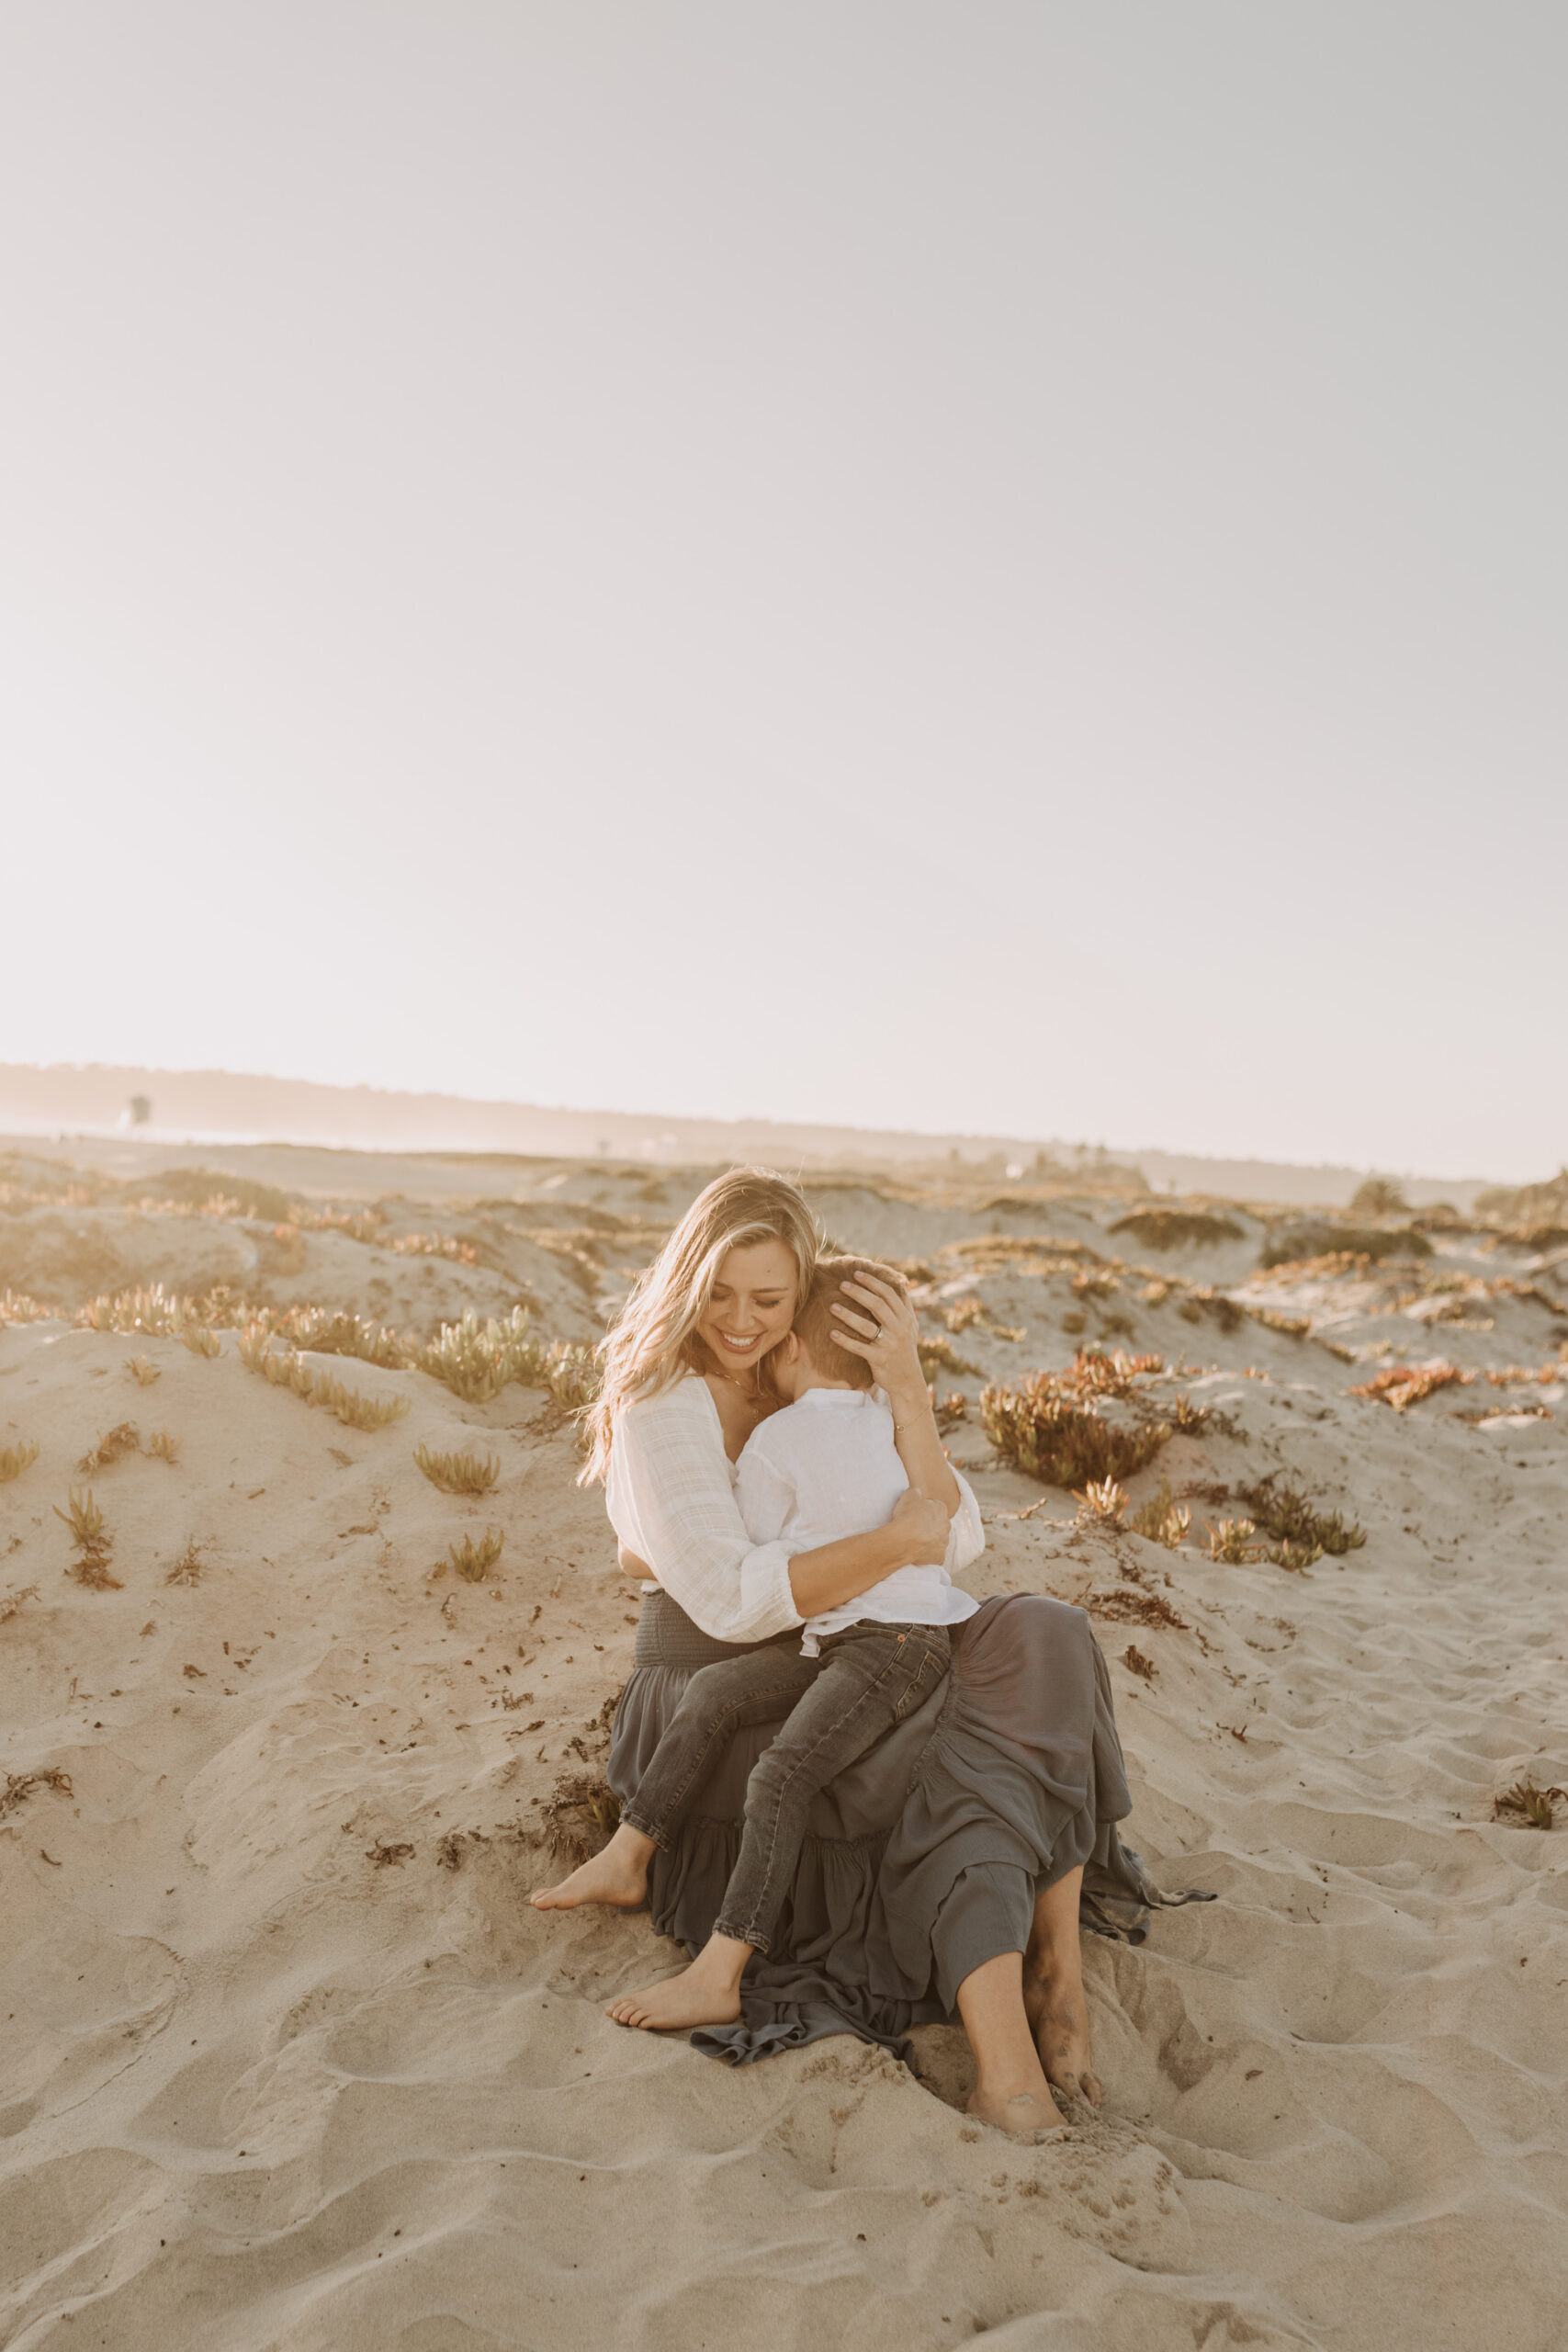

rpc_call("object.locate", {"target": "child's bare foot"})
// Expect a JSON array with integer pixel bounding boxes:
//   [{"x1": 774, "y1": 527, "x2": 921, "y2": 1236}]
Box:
[
  {"x1": 1024, "y1": 1972, "x2": 1102, "y2": 2107},
  {"x1": 965, "y1": 2081, "x2": 1065, "y2": 2138},
  {"x1": 604, "y1": 1933, "x2": 750, "y2": 2031},
  {"x1": 531, "y1": 1825, "x2": 653, "y2": 1911}
]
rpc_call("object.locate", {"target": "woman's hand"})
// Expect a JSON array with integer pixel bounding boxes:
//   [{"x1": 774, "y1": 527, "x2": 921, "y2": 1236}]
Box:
[
  {"x1": 830, "y1": 1268, "x2": 928, "y2": 1413},
  {"x1": 891, "y1": 1487, "x2": 951, "y2": 1566}
]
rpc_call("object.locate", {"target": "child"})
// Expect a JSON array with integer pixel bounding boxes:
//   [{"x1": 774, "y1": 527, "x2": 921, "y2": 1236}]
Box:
[{"x1": 535, "y1": 1257, "x2": 979, "y2": 2034}]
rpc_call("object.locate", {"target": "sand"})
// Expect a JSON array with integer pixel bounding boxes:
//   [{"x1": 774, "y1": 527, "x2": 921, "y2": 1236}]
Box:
[{"x1": 2, "y1": 1150, "x2": 1565, "y2": 2350}]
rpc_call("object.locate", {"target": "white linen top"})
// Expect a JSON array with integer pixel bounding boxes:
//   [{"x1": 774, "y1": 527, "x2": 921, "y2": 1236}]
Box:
[
  {"x1": 605, "y1": 1373, "x2": 985, "y2": 1646},
  {"x1": 735, "y1": 1386, "x2": 981, "y2": 1655}
]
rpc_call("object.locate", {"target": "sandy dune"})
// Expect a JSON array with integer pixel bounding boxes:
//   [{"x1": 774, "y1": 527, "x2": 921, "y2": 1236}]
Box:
[{"x1": 2, "y1": 1149, "x2": 1565, "y2": 2349}]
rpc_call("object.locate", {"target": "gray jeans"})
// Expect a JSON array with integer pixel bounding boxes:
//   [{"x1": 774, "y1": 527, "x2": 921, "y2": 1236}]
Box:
[{"x1": 621, "y1": 1621, "x2": 951, "y2": 1959}]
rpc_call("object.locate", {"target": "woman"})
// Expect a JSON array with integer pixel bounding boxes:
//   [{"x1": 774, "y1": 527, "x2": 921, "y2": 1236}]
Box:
[{"x1": 535, "y1": 1169, "x2": 1200, "y2": 2136}]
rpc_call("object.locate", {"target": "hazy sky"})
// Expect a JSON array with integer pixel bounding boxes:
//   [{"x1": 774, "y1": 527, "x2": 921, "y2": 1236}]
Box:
[{"x1": 3, "y1": 4, "x2": 1562, "y2": 1181}]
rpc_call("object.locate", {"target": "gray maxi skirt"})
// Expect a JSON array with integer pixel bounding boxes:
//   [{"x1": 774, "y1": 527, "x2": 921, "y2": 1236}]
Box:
[{"x1": 606, "y1": 1588, "x2": 1210, "y2": 2064}]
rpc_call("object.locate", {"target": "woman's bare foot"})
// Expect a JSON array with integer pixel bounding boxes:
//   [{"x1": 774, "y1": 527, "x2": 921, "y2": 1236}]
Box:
[
  {"x1": 604, "y1": 1932, "x2": 750, "y2": 2031},
  {"x1": 965, "y1": 2079, "x2": 1065, "y2": 2138},
  {"x1": 1023, "y1": 1971, "x2": 1103, "y2": 2108},
  {"x1": 531, "y1": 1824, "x2": 654, "y2": 1911}
]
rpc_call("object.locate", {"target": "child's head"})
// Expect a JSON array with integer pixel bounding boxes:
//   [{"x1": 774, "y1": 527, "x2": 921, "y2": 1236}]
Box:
[{"x1": 779, "y1": 1255, "x2": 909, "y2": 1396}]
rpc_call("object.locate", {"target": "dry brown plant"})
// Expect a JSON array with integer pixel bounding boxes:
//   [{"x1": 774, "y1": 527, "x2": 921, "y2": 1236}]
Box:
[
  {"x1": 54, "y1": 1487, "x2": 121, "y2": 1589},
  {"x1": 77, "y1": 1422, "x2": 141, "y2": 1473},
  {"x1": 164, "y1": 1540, "x2": 204, "y2": 1586},
  {"x1": 145, "y1": 1428, "x2": 181, "y2": 1464},
  {"x1": 1493, "y1": 1780, "x2": 1565, "y2": 1830},
  {"x1": 1, "y1": 1439, "x2": 40, "y2": 1484},
  {"x1": 0, "y1": 1583, "x2": 40, "y2": 1623},
  {"x1": 127, "y1": 1355, "x2": 161, "y2": 1386},
  {"x1": 414, "y1": 1445, "x2": 501, "y2": 1495}
]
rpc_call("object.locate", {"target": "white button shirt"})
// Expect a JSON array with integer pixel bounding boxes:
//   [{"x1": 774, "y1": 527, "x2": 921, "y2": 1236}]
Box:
[
  {"x1": 735, "y1": 1387, "x2": 982, "y2": 1653},
  {"x1": 606, "y1": 1373, "x2": 983, "y2": 1647}
]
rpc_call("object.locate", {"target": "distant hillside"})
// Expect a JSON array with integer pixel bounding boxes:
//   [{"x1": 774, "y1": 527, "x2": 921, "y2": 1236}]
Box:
[{"x1": 0, "y1": 1061, "x2": 1493, "y2": 1210}]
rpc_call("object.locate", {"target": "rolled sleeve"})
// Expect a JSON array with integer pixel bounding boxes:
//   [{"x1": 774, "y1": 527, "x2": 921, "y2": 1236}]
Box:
[{"x1": 610, "y1": 1387, "x2": 805, "y2": 1644}]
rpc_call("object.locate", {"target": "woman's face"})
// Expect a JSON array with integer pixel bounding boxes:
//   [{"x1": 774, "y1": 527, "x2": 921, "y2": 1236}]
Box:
[{"x1": 694, "y1": 1238, "x2": 798, "y2": 1376}]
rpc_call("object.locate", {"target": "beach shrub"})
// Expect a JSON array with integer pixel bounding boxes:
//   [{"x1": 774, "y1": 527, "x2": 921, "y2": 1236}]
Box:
[
  {"x1": 436, "y1": 1528, "x2": 504, "y2": 1582},
  {"x1": 1109, "y1": 1208, "x2": 1242, "y2": 1251},
  {"x1": 1260, "y1": 1224, "x2": 1432, "y2": 1270},
  {"x1": 1238, "y1": 1476, "x2": 1365, "y2": 1558},
  {"x1": 1349, "y1": 1179, "x2": 1409, "y2": 1216},
  {"x1": 1077, "y1": 1477, "x2": 1129, "y2": 1527},
  {"x1": 1130, "y1": 1478, "x2": 1190, "y2": 1548},
  {"x1": 414, "y1": 1445, "x2": 500, "y2": 1496},
  {"x1": 0, "y1": 1439, "x2": 40, "y2": 1484},
  {"x1": 982, "y1": 1351, "x2": 1170, "y2": 1490},
  {"x1": 54, "y1": 1487, "x2": 120, "y2": 1589},
  {"x1": 1349, "y1": 1363, "x2": 1472, "y2": 1411}
]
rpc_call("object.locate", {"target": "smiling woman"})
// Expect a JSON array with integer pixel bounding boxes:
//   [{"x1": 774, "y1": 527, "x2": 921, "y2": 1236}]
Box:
[{"x1": 554, "y1": 1165, "x2": 1208, "y2": 2133}]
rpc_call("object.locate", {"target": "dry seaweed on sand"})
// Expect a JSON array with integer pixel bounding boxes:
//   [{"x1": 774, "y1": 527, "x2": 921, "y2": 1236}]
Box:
[
  {"x1": 0, "y1": 1766, "x2": 73, "y2": 1822},
  {"x1": 53, "y1": 1487, "x2": 121, "y2": 1589},
  {"x1": 1087, "y1": 1587, "x2": 1189, "y2": 1633},
  {"x1": 1492, "y1": 1780, "x2": 1566, "y2": 1830},
  {"x1": 414, "y1": 1445, "x2": 501, "y2": 1495},
  {"x1": 1122, "y1": 1645, "x2": 1156, "y2": 1683},
  {"x1": 536, "y1": 1771, "x2": 622, "y2": 1866},
  {"x1": 367, "y1": 1838, "x2": 415, "y2": 1866},
  {"x1": 434, "y1": 1528, "x2": 504, "y2": 1582},
  {"x1": 77, "y1": 1422, "x2": 141, "y2": 1474},
  {"x1": 1349, "y1": 1362, "x2": 1473, "y2": 1411},
  {"x1": 1, "y1": 1439, "x2": 40, "y2": 1484},
  {"x1": 0, "y1": 1583, "x2": 40, "y2": 1622}
]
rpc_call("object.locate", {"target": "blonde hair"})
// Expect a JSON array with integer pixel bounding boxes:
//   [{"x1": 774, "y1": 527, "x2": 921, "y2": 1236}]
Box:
[
  {"x1": 580, "y1": 1166, "x2": 821, "y2": 1483},
  {"x1": 793, "y1": 1256, "x2": 908, "y2": 1392}
]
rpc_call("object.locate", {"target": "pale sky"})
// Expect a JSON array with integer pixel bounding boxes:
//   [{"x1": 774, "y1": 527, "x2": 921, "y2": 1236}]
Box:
[{"x1": 2, "y1": 4, "x2": 1562, "y2": 1182}]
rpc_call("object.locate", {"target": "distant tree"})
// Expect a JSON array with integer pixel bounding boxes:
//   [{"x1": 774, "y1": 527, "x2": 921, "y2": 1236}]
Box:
[
  {"x1": 1350, "y1": 1176, "x2": 1408, "y2": 1216},
  {"x1": 128, "y1": 1095, "x2": 152, "y2": 1126}
]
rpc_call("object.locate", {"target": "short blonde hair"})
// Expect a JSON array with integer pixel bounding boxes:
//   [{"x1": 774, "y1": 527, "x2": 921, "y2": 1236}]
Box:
[
  {"x1": 792, "y1": 1256, "x2": 908, "y2": 1392},
  {"x1": 580, "y1": 1167, "x2": 821, "y2": 1483}
]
